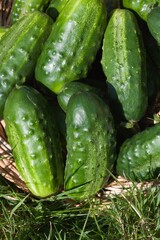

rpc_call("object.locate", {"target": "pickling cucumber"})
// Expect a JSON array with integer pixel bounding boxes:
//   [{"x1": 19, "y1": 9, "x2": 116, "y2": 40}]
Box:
[
  {"x1": 64, "y1": 91, "x2": 116, "y2": 201},
  {"x1": 123, "y1": 0, "x2": 160, "y2": 21},
  {"x1": 4, "y1": 85, "x2": 64, "y2": 198},
  {"x1": 35, "y1": 0, "x2": 107, "y2": 94},
  {"x1": 0, "y1": 11, "x2": 52, "y2": 119},
  {"x1": 116, "y1": 123, "x2": 160, "y2": 181},
  {"x1": 101, "y1": 9, "x2": 148, "y2": 122},
  {"x1": 10, "y1": 0, "x2": 50, "y2": 23}
]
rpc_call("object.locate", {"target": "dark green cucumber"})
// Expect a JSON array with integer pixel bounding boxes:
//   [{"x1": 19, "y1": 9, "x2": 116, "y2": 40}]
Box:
[
  {"x1": 4, "y1": 85, "x2": 64, "y2": 198},
  {"x1": 35, "y1": 0, "x2": 107, "y2": 94},
  {"x1": 101, "y1": 9, "x2": 148, "y2": 122},
  {"x1": 147, "y1": 7, "x2": 160, "y2": 46},
  {"x1": 0, "y1": 11, "x2": 52, "y2": 119},
  {"x1": 57, "y1": 81, "x2": 93, "y2": 112},
  {"x1": 123, "y1": 0, "x2": 160, "y2": 21},
  {"x1": 46, "y1": 0, "x2": 69, "y2": 20},
  {"x1": 116, "y1": 123, "x2": 160, "y2": 181},
  {"x1": 10, "y1": 0, "x2": 50, "y2": 23},
  {"x1": 64, "y1": 91, "x2": 116, "y2": 201}
]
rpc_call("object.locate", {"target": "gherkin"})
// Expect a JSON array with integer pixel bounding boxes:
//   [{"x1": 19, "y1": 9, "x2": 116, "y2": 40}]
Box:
[
  {"x1": 64, "y1": 91, "x2": 116, "y2": 201},
  {"x1": 35, "y1": 0, "x2": 107, "y2": 94}
]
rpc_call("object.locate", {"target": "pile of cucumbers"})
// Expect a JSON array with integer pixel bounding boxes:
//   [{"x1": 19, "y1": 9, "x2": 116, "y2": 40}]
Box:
[{"x1": 0, "y1": 0, "x2": 160, "y2": 201}]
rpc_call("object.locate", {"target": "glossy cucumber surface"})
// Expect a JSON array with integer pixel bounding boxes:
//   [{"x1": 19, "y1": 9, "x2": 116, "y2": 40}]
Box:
[
  {"x1": 4, "y1": 85, "x2": 64, "y2": 198},
  {"x1": 35, "y1": 0, "x2": 107, "y2": 94},
  {"x1": 10, "y1": 0, "x2": 50, "y2": 23},
  {"x1": 0, "y1": 11, "x2": 52, "y2": 119},
  {"x1": 123, "y1": 0, "x2": 160, "y2": 21},
  {"x1": 116, "y1": 123, "x2": 160, "y2": 181},
  {"x1": 57, "y1": 81, "x2": 93, "y2": 112},
  {"x1": 101, "y1": 9, "x2": 148, "y2": 122},
  {"x1": 64, "y1": 91, "x2": 116, "y2": 201}
]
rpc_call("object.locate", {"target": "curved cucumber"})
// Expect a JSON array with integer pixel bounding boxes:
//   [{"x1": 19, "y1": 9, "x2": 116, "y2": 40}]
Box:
[
  {"x1": 64, "y1": 91, "x2": 116, "y2": 201},
  {"x1": 101, "y1": 9, "x2": 148, "y2": 122},
  {"x1": 4, "y1": 85, "x2": 64, "y2": 198},
  {"x1": 116, "y1": 123, "x2": 160, "y2": 181},
  {"x1": 123, "y1": 0, "x2": 160, "y2": 21},
  {"x1": 35, "y1": 0, "x2": 107, "y2": 94},
  {"x1": 0, "y1": 11, "x2": 52, "y2": 119},
  {"x1": 10, "y1": 0, "x2": 50, "y2": 23}
]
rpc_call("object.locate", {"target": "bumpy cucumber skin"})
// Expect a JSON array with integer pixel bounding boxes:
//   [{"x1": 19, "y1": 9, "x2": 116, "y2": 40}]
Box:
[
  {"x1": 4, "y1": 86, "x2": 64, "y2": 198},
  {"x1": 35, "y1": 0, "x2": 107, "y2": 94},
  {"x1": 116, "y1": 124, "x2": 160, "y2": 181},
  {"x1": 123, "y1": 0, "x2": 160, "y2": 21},
  {"x1": 64, "y1": 91, "x2": 116, "y2": 201},
  {"x1": 101, "y1": 9, "x2": 148, "y2": 122},
  {"x1": 57, "y1": 81, "x2": 93, "y2": 112},
  {"x1": 10, "y1": 0, "x2": 50, "y2": 23},
  {"x1": 147, "y1": 7, "x2": 160, "y2": 46},
  {"x1": 0, "y1": 11, "x2": 52, "y2": 119}
]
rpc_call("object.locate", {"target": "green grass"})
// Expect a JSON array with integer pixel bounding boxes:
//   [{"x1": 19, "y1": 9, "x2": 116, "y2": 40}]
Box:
[{"x1": 0, "y1": 176, "x2": 159, "y2": 240}]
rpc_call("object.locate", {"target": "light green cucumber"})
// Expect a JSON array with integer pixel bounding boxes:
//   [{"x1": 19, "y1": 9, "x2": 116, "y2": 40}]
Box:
[
  {"x1": 123, "y1": 0, "x2": 160, "y2": 21},
  {"x1": 0, "y1": 11, "x2": 52, "y2": 119},
  {"x1": 46, "y1": 0, "x2": 69, "y2": 20},
  {"x1": 4, "y1": 85, "x2": 64, "y2": 198},
  {"x1": 35, "y1": 0, "x2": 107, "y2": 94},
  {"x1": 10, "y1": 0, "x2": 50, "y2": 23}
]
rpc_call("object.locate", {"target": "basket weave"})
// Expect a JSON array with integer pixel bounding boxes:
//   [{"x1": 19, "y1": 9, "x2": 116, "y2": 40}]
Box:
[{"x1": 0, "y1": 0, "x2": 159, "y2": 198}]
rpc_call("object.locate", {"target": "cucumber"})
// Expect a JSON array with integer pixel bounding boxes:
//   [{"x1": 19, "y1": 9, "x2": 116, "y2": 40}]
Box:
[
  {"x1": 101, "y1": 9, "x2": 148, "y2": 122},
  {"x1": 0, "y1": 11, "x2": 52, "y2": 119},
  {"x1": 35, "y1": 0, "x2": 107, "y2": 94},
  {"x1": 57, "y1": 81, "x2": 93, "y2": 112},
  {"x1": 4, "y1": 85, "x2": 64, "y2": 198},
  {"x1": 147, "y1": 7, "x2": 160, "y2": 46},
  {"x1": 123, "y1": 0, "x2": 160, "y2": 21},
  {"x1": 116, "y1": 123, "x2": 160, "y2": 181},
  {"x1": 64, "y1": 91, "x2": 116, "y2": 201},
  {"x1": 57, "y1": 80, "x2": 108, "y2": 113},
  {"x1": 46, "y1": 0, "x2": 69, "y2": 20},
  {"x1": 10, "y1": 0, "x2": 50, "y2": 23}
]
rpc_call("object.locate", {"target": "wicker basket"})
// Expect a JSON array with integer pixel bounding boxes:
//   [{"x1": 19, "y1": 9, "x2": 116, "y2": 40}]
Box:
[{"x1": 0, "y1": 0, "x2": 159, "y2": 199}]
